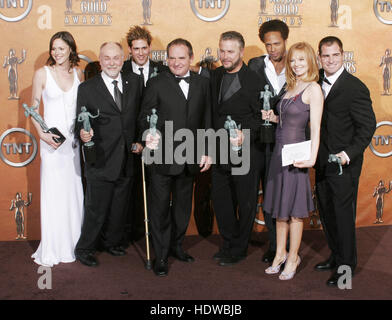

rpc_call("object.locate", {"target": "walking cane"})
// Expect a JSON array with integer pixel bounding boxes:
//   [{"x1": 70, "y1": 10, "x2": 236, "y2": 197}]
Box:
[{"x1": 141, "y1": 156, "x2": 152, "y2": 270}]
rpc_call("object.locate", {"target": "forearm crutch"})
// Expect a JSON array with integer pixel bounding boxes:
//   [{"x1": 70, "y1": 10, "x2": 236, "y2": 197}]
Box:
[{"x1": 141, "y1": 157, "x2": 152, "y2": 270}]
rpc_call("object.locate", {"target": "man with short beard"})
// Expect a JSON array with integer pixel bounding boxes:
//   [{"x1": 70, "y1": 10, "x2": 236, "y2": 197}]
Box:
[
  {"x1": 210, "y1": 31, "x2": 264, "y2": 266},
  {"x1": 248, "y1": 19, "x2": 289, "y2": 264}
]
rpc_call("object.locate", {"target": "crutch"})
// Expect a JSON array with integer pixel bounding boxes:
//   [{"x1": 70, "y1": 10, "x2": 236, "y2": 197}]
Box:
[{"x1": 141, "y1": 156, "x2": 152, "y2": 270}]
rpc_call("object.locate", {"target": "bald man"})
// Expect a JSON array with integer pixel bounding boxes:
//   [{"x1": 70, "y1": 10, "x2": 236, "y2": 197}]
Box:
[{"x1": 74, "y1": 42, "x2": 143, "y2": 267}]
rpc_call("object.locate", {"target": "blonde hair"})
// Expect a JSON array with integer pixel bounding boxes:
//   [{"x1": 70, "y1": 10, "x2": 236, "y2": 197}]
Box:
[{"x1": 285, "y1": 42, "x2": 319, "y2": 90}]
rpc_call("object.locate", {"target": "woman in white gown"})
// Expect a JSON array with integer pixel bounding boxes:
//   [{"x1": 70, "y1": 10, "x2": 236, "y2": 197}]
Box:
[{"x1": 30, "y1": 31, "x2": 84, "y2": 267}]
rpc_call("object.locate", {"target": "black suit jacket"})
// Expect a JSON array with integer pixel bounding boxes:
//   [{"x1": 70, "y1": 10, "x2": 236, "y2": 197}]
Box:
[
  {"x1": 210, "y1": 63, "x2": 263, "y2": 167},
  {"x1": 122, "y1": 59, "x2": 169, "y2": 84},
  {"x1": 75, "y1": 72, "x2": 143, "y2": 181},
  {"x1": 316, "y1": 69, "x2": 376, "y2": 178},
  {"x1": 138, "y1": 71, "x2": 212, "y2": 176}
]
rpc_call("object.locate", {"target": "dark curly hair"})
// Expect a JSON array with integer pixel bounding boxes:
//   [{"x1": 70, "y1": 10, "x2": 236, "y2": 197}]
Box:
[
  {"x1": 46, "y1": 31, "x2": 80, "y2": 68},
  {"x1": 258, "y1": 19, "x2": 289, "y2": 42},
  {"x1": 126, "y1": 25, "x2": 152, "y2": 48}
]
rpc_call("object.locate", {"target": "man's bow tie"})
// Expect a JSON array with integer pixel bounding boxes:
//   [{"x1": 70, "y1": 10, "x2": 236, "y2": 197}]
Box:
[
  {"x1": 323, "y1": 77, "x2": 332, "y2": 85},
  {"x1": 175, "y1": 76, "x2": 190, "y2": 83}
]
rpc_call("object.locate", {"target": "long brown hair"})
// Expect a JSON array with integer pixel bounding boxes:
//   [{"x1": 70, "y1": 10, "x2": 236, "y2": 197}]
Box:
[
  {"x1": 46, "y1": 31, "x2": 80, "y2": 68},
  {"x1": 285, "y1": 42, "x2": 319, "y2": 91}
]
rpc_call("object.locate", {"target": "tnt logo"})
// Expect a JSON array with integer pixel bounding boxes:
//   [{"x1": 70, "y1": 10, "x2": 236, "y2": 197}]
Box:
[
  {"x1": 374, "y1": 0, "x2": 392, "y2": 25},
  {"x1": 0, "y1": 0, "x2": 33, "y2": 22},
  {"x1": 0, "y1": 128, "x2": 37, "y2": 167},
  {"x1": 370, "y1": 121, "x2": 392, "y2": 158},
  {"x1": 190, "y1": 0, "x2": 230, "y2": 22}
]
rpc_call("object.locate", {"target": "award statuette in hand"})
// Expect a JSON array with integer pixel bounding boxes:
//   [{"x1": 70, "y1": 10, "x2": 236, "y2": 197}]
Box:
[
  {"x1": 77, "y1": 106, "x2": 100, "y2": 164},
  {"x1": 23, "y1": 103, "x2": 66, "y2": 145},
  {"x1": 224, "y1": 115, "x2": 242, "y2": 152},
  {"x1": 259, "y1": 84, "x2": 275, "y2": 143},
  {"x1": 146, "y1": 108, "x2": 158, "y2": 155}
]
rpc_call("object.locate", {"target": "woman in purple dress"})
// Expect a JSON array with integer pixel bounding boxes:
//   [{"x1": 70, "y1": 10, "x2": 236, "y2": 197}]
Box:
[{"x1": 262, "y1": 42, "x2": 323, "y2": 280}]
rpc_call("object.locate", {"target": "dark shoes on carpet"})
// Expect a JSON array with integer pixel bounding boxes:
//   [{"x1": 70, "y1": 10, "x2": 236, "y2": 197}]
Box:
[
  {"x1": 153, "y1": 259, "x2": 168, "y2": 277},
  {"x1": 106, "y1": 246, "x2": 126, "y2": 256},
  {"x1": 213, "y1": 248, "x2": 231, "y2": 261},
  {"x1": 314, "y1": 256, "x2": 337, "y2": 271},
  {"x1": 218, "y1": 255, "x2": 246, "y2": 266},
  {"x1": 76, "y1": 253, "x2": 98, "y2": 267},
  {"x1": 171, "y1": 249, "x2": 195, "y2": 263}
]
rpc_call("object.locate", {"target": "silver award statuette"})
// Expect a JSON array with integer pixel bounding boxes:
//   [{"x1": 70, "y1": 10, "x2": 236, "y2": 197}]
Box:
[
  {"x1": 259, "y1": 85, "x2": 275, "y2": 143},
  {"x1": 224, "y1": 115, "x2": 242, "y2": 152},
  {"x1": 23, "y1": 103, "x2": 66, "y2": 145},
  {"x1": 147, "y1": 108, "x2": 158, "y2": 155},
  {"x1": 77, "y1": 106, "x2": 99, "y2": 164},
  {"x1": 328, "y1": 154, "x2": 343, "y2": 175}
]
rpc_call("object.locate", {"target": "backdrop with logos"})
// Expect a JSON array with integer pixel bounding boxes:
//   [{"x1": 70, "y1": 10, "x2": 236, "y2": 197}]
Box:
[{"x1": 0, "y1": 0, "x2": 391, "y2": 241}]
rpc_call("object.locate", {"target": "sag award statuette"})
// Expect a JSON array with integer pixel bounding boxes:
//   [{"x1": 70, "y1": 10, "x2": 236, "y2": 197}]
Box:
[
  {"x1": 260, "y1": 84, "x2": 275, "y2": 143},
  {"x1": 23, "y1": 103, "x2": 66, "y2": 145},
  {"x1": 77, "y1": 106, "x2": 99, "y2": 164},
  {"x1": 147, "y1": 108, "x2": 158, "y2": 155},
  {"x1": 224, "y1": 115, "x2": 242, "y2": 152}
]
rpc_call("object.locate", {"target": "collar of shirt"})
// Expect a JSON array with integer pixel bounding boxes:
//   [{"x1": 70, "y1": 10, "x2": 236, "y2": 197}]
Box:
[
  {"x1": 132, "y1": 60, "x2": 149, "y2": 83},
  {"x1": 264, "y1": 55, "x2": 286, "y2": 95},
  {"x1": 101, "y1": 71, "x2": 122, "y2": 98},
  {"x1": 324, "y1": 65, "x2": 345, "y2": 86},
  {"x1": 322, "y1": 65, "x2": 345, "y2": 98},
  {"x1": 175, "y1": 71, "x2": 190, "y2": 99}
]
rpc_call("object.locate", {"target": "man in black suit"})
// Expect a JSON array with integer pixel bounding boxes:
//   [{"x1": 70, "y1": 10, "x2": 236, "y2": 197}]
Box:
[
  {"x1": 138, "y1": 38, "x2": 212, "y2": 276},
  {"x1": 210, "y1": 31, "x2": 263, "y2": 266},
  {"x1": 314, "y1": 36, "x2": 376, "y2": 286},
  {"x1": 74, "y1": 42, "x2": 143, "y2": 267},
  {"x1": 122, "y1": 25, "x2": 168, "y2": 86},
  {"x1": 248, "y1": 19, "x2": 289, "y2": 263}
]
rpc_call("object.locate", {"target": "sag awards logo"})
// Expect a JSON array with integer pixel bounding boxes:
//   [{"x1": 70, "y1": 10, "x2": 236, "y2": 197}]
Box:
[
  {"x1": 0, "y1": 0, "x2": 33, "y2": 22},
  {"x1": 374, "y1": 0, "x2": 392, "y2": 25},
  {"x1": 343, "y1": 51, "x2": 356, "y2": 74},
  {"x1": 190, "y1": 0, "x2": 230, "y2": 22},
  {"x1": 258, "y1": 0, "x2": 303, "y2": 28},
  {"x1": 370, "y1": 121, "x2": 392, "y2": 158},
  {"x1": 64, "y1": 0, "x2": 112, "y2": 26},
  {"x1": 380, "y1": 49, "x2": 392, "y2": 95},
  {"x1": 0, "y1": 128, "x2": 38, "y2": 167},
  {"x1": 328, "y1": 0, "x2": 352, "y2": 29}
]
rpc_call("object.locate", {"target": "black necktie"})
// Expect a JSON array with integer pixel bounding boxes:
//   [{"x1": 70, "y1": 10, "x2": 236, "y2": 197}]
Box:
[
  {"x1": 323, "y1": 77, "x2": 332, "y2": 85},
  {"x1": 175, "y1": 76, "x2": 190, "y2": 83},
  {"x1": 139, "y1": 67, "x2": 145, "y2": 85},
  {"x1": 112, "y1": 80, "x2": 122, "y2": 111}
]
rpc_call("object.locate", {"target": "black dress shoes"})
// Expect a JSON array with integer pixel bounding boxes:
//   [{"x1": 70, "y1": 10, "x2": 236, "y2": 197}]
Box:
[
  {"x1": 213, "y1": 248, "x2": 231, "y2": 261},
  {"x1": 314, "y1": 257, "x2": 337, "y2": 271},
  {"x1": 76, "y1": 253, "x2": 98, "y2": 267},
  {"x1": 172, "y1": 250, "x2": 195, "y2": 263},
  {"x1": 261, "y1": 249, "x2": 276, "y2": 263},
  {"x1": 106, "y1": 246, "x2": 126, "y2": 256},
  {"x1": 153, "y1": 259, "x2": 168, "y2": 277},
  {"x1": 218, "y1": 255, "x2": 246, "y2": 266},
  {"x1": 326, "y1": 271, "x2": 341, "y2": 287}
]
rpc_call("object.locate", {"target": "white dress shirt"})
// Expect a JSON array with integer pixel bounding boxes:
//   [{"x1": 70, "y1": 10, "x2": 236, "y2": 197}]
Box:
[
  {"x1": 101, "y1": 71, "x2": 122, "y2": 99},
  {"x1": 322, "y1": 65, "x2": 344, "y2": 98},
  {"x1": 175, "y1": 71, "x2": 190, "y2": 99},
  {"x1": 132, "y1": 60, "x2": 149, "y2": 86},
  {"x1": 264, "y1": 55, "x2": 286, "y2": 95}
]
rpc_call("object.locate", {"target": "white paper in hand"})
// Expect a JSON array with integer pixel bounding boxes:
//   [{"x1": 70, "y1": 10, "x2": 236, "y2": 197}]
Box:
[{"x1": 281, "y1": 140, "x2": 311, "y2": 166}]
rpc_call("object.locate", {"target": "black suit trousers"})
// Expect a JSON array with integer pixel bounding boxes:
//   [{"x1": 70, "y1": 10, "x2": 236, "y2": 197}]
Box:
[
  {"x1": 75, "y1": 174, "x2": 132, "y2": 254},
  {"x1": 316, "y1": 171, "x2": 359, "y2": 271},
  {"x1": 211, "y1": 155, "x2": 260, "y2": 257},
  {"x1": 147, "y1": 168, "x2": 194, "y2": 260}
]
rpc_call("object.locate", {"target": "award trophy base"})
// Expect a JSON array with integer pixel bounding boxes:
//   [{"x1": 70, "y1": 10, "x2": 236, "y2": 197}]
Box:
[
  {"x1": 82, "y1": 142, "x2": 96, "y2": 164},
  {"x1": 47, "y1": 127, "x2": 66, "y2": 145},
  {"x1": 260, "y1": 123, "x2": 275, "y2": 144}
]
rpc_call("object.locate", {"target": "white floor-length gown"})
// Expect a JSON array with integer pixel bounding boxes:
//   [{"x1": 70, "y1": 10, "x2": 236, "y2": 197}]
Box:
[{"x1": 32, "y1": 66, "x2": 84, "y2": 267}]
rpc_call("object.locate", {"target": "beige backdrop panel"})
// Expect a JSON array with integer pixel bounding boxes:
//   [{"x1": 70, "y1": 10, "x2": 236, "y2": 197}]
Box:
[{"x1": 1, "y1": 0, "x2": 391, "y2": 240}]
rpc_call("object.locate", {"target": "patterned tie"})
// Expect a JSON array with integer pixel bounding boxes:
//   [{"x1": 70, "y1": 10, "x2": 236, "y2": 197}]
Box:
[
  {"x1": 139, "y1": 67, "x2": 145, "y2": 86},
  {"x1": 112, "y1": 80, "x2": 122, "y2": 111}
]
